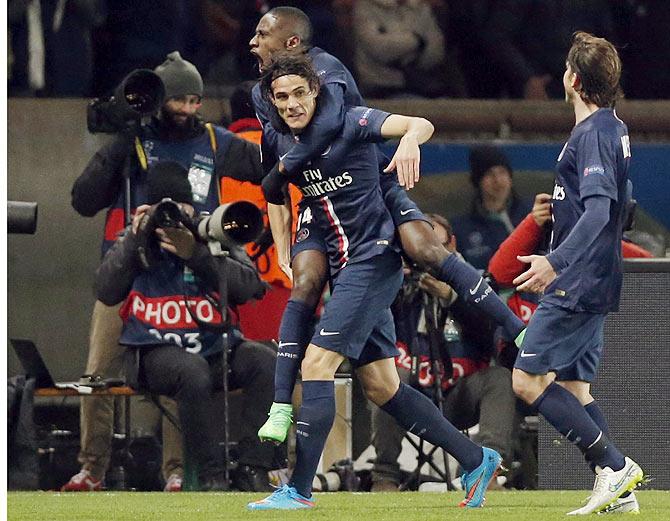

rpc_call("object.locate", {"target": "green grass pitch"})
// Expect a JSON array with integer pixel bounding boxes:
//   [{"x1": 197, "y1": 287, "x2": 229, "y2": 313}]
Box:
[{"x1": 7, "y1": 490, "x2": 670, "y2": 521}]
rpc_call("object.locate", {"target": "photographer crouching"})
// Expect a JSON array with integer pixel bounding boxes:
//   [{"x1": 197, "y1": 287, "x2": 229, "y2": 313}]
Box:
[
  {"x1": 95, "y1": 161, "x2": 279, "y2": 491},
  {"x1": 370, "y1": 214, "x2": 520, "y2": 491}
]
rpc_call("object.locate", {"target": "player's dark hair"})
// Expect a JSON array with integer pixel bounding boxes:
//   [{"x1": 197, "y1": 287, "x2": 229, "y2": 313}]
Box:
[
  {"x1": 259, "y1": 52, "x2": 320, "y2": 102},
  {"x1": 567, "y1": 31, "x2": 622, "y2": 108},
  {"x1": 268, "y1": 6, "x2": 313, "y2": 47}
]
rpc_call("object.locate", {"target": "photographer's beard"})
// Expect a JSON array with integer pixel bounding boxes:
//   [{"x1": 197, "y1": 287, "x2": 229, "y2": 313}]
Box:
[{"x1": 157, "y1": 106, "x2": 199, "y2": 139}]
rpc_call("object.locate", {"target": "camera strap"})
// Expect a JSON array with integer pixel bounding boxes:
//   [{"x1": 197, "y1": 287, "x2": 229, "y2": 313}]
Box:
[{"x1": 134, "y1": 136, "x2": 148, "y2": 171}]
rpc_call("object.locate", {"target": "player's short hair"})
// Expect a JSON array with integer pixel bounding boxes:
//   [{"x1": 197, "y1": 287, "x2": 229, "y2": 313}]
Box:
[
  {"x1": 268, "y1": 6, "x2": 313, "y2": 47},
  {"x1": 567, "y1": 31, "x2": 622, "y2": 108},
  {"x1": 260, "y1": 52, "x2": 320, "y2": 101}
]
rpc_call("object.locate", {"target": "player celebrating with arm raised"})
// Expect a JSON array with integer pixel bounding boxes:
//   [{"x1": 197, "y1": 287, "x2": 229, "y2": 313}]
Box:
[
  {"x1": 249, "y1": 6, "x2": 525, "y2": 446},
  {"x1": 247, "y1": 53, "x2": 501, "y2": 511},
  {"x1": 512, "y1": 32, "x2": 644, "y2": 515}
]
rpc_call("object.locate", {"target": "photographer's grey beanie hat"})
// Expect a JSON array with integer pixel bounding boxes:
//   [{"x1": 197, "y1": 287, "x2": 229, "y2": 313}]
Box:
[{"x1": 154, "y1": 51, "x2": 203, "y2": 99}]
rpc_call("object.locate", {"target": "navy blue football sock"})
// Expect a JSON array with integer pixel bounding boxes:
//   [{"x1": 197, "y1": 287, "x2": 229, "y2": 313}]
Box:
[
  {"x1": 584, "y1": 401, "x2": 609, "y2": 435},
  {"x1": 275, "y1": 299, "x2": 313, "y2": 403},
  {"x1": 438, "y1": 255, "x2": 524, "y2": 339},
  {"x1": 381, "y1": 383, "x2": 483, "y2": 472},
  {"x1": 534, "y1": 383, "x2": 625, "y2": 471},
  {"x1": 289, "y1": 380, "x2": 336, "y2": 498}
]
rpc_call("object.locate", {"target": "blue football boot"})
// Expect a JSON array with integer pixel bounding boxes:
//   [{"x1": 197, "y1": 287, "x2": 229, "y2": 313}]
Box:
[
  {"x1": 247, "y1": 484, "x2": 315, "y2": 510},
  {"x1": 459, "y1": 447, "x2": 502, "y2": 508}
]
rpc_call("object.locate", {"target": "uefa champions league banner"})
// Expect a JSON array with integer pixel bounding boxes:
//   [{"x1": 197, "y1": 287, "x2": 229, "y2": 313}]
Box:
[{"x1": 381, "y1": 143, "x2": 670, "y2": 231}]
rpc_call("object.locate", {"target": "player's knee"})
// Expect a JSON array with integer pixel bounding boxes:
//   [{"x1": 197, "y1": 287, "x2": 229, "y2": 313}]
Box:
[
  {"x1": 512, "y1": 369, "x2": 538, "y2": 404},
  {"x1": 401, "y1": 227, "x2": 448, "y2": 272},
  {"x1": 301, "y1": 347, "x2": 340, "y2": 380},
  {"x1": 361, "y1": 379, "x2": 398, "y2": 406},
  {"x1": 291, "y1": 265, "x2": 327, "y2": 308}
]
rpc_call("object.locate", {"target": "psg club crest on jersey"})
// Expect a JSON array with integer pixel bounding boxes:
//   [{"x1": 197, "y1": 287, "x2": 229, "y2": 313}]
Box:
[{"x1": 296, "y1": 228, "x2": 310, "y2": 243}]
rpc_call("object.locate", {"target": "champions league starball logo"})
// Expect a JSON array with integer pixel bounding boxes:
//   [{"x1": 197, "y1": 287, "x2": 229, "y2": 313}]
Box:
[{"x1": 584, "y1": 165, "x2": 605, "y2": 177}]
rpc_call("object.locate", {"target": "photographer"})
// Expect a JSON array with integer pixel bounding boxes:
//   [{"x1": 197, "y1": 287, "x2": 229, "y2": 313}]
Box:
[
  {"x1": 65, "y1": 51, "x2": 265, "y2": 492},
  {"x1": 371, "y1": 214, "x2": 519, "y2": 491},
  {"x1": 94, "y1": 161, "x2": 276, "y2": 490}
]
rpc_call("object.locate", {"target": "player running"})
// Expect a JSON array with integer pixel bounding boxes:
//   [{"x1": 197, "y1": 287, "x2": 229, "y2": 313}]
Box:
[{"x1": 511, "y1": 32, "x2": 644, "y2": 515}]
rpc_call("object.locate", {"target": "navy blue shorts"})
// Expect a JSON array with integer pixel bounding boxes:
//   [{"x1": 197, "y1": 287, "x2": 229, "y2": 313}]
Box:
[
  {"x1": 291, "y1": 204, "x2": 327, "y2": 259},
  {"x1": 379, "y1": 174, "x2": 431, "y2": 227},
  {"x1": 514, "y1": 302, "x2": 606, "y2": 382},
  {"x1": 311, "y1": 250, "x2": 403, "y2": 365}
]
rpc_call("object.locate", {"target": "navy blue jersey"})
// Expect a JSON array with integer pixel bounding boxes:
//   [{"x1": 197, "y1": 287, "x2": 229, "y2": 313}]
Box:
[
  {"x1": 276, "y1": 106, "x2": 398, "y2": 274},
  {"x1": 544, "y1": 108, "x2": 631, "y2": 313}
]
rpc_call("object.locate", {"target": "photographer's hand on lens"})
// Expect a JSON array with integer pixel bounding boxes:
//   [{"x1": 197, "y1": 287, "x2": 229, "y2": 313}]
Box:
[
  {"x1": 132, "y1": 204, "x2": 152, "y2": 235},
  {"x1": 156, "y1": 225, "x2": 195, "y2": 260},
  {"x1": 417, "y1": 272, "x2": 453, "y2": 300}
]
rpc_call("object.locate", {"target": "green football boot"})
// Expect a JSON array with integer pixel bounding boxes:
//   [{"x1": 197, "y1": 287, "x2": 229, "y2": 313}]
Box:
[{"x1": 258, "y1": 402, "x2": 293, "y2": 444}]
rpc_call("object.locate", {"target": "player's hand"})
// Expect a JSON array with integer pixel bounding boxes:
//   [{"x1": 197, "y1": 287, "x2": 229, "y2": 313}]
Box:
[
  {"x1": 418, "y1": 273, "x2": 453, "y2": 300},
  {"x1": 131, "y1": 205, "x2": 152, "y2": 235},
  {"x1": 532, "y1": 193, "x2": 552, "y2": 226},
  {"x1": 513, "y1": 255, "x2": 556, "y2": 294},
  {"x1": 384, "y1": 134, "x2": 420, "y2": 190},
  {"x1": 156, "y1": 224, "x2": 196, "y2": 260}
]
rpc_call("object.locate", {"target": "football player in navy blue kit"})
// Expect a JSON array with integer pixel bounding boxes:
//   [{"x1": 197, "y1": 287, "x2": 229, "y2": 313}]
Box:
[
  {"x1": 511, "y1": 32, "x2": 643, "y2": 515},
  {"x1": 249, "y1": 6, "x2": 525, "y2": 446},
  {"x1": 247, "y1": 54, "x2": 502, "y2": 511}
]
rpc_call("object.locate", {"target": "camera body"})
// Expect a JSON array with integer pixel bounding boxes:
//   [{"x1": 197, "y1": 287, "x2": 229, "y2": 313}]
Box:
[{"x1": 136, "y1": 199, "x2": 263, "y2": 269}]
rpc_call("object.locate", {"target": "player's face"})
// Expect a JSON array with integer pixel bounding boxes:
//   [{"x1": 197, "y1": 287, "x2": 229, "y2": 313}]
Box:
[
  {"x1": 162, "y1": 95, "x2": 202, "y2": 127},
  {"x1": 271, "y1": 75, "x2": 318, "y2": 132},
  {"x1": 250, "y1": 14, "x2": 288, "y2": 73}
]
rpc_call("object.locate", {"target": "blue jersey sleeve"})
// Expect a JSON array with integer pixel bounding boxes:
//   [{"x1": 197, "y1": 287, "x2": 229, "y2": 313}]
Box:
[
  {"x1": 577, "y1": 130, "x2": 619, "y2": 202},
  {"x1": 348, "y1": 107, "x2": 392, "y2": 143},
  {"x1": 280, "y1": 82, "x2": 347, "y2": 175}
]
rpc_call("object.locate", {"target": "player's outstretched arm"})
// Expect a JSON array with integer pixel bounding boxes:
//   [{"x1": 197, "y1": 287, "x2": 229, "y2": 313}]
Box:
[
  {"x1": 267, "y1": 199, "x2": 294, "y2": 281},
  {"x1": 513, "y1": 194, "x2": 611, "y2": 293},
  {"x1": 381, "y1": 115, "x2": 434, "y2": 190}
]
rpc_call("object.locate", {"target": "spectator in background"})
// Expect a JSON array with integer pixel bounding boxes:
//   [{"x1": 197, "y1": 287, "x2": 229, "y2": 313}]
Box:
[
  {"x1": 196, "y1": 1, "x2": 264, "y2": 88},
  {"x1": 89, "y1": 0, "x2": 194, "y2": 96},
  {"x1": 612, "y1": 0, "x2": 670, "y2": 99},
  {"x1": 451, "y1": 145, "x2": 532, "y2": 270},
  {"x1": 371, "y1": 214, "x2": 519, "y2": 491},
  {"x1": 8, "y1": 0, "x2": 106, "y2": 96},
  {"x1": 352, "y1": 0, "x2": 466, "y2": 98},
  {"x1": 450, "y1": 0, "x2": 615, "y2": 99}
]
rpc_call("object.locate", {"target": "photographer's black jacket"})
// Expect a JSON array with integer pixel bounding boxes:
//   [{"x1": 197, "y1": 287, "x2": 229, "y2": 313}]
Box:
[
  {"x1": 95, "y1": 226, "x2": 266, "y2": 357},
  {"x1": 71, "y1": 117, "x2": 264, "y2": 256}
]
